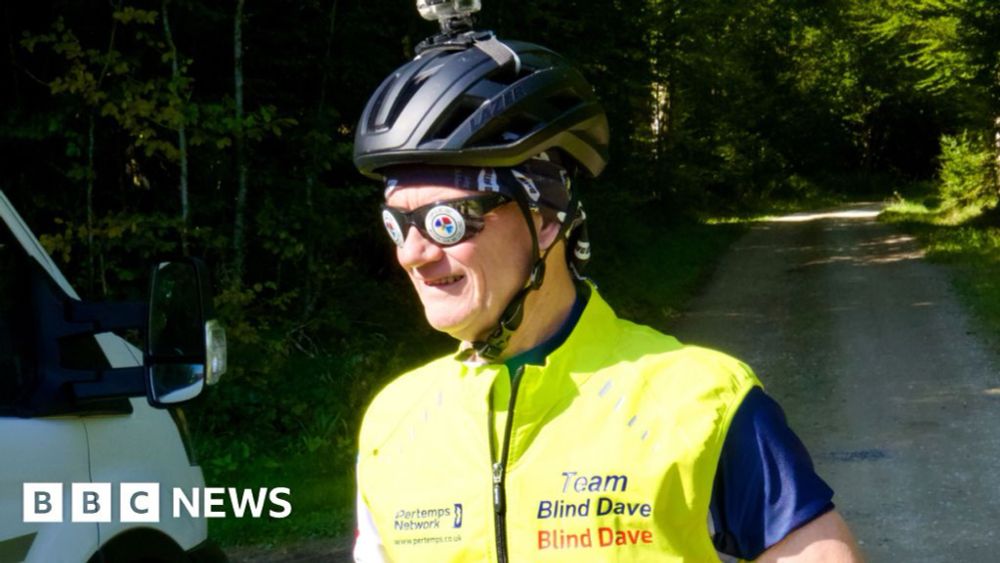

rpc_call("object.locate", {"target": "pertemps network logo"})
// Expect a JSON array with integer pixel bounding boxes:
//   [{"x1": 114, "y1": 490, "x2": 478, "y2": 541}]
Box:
[{"x1": 23, "y1": 483, "x2": 291, "y2": 523}]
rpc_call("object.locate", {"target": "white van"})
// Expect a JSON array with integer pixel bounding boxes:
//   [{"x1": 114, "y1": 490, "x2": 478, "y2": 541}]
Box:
[{"x1": 0, "y1": 190, "x2": 227, "y2": 563}]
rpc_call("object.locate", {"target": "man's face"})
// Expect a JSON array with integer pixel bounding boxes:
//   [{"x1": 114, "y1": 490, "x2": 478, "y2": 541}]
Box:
[{"x1": 385, "y1": 185, "x2": 533, "y2": 342}]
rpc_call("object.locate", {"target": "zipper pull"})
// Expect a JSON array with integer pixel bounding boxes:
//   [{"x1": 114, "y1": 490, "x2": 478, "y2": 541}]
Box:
[{"x1": 492, "y1": 462, "x2": 505, "y2": 514}]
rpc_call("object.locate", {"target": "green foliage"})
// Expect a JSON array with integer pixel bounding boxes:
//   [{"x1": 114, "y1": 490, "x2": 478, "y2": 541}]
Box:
[
  {"x1": 855, "y1": 0, "x2": 1000, "y2": 122},
  {"x1": 40, "y1": 211, "x2": 180, "y2": 263},
  {"x1": 938, "y1": 131, "x2": 997, "y2": 209},
  {"x1": 860, "y1": 0, "x2": 987, "y2": 96},
  {"x1": 585, "y1": 187, "x2": 748, "y2": 324},
  {"x1": 113, "y1": 6, "x2": 159, "y2": 25}
]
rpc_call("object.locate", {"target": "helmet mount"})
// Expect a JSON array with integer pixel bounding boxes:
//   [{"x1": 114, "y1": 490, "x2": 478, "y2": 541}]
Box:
[
  {"x1": 413, "y1": 2, "x2": 492, "y2": 57},
  {"x1": 417, "y1": 0, "x2": 481, "y2": 36}
]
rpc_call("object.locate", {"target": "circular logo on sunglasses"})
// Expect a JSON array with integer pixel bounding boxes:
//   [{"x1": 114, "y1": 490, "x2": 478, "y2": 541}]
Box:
[
  {"x1": 382, "y1": 209, "x2": 405, "y2": 247},
  {"x1": 424, "y1": 205, "x2": 466, "y2": 245}
]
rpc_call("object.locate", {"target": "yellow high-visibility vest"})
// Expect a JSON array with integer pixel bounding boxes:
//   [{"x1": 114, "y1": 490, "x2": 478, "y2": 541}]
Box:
[{"x1": 357, "y1": 288, "x2": 761, "y2": 562}]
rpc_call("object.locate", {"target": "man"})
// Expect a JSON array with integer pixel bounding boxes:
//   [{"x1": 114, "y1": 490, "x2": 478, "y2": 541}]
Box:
[{"x1": 352, "y1": 28, "x2": 862, "y2": 562}]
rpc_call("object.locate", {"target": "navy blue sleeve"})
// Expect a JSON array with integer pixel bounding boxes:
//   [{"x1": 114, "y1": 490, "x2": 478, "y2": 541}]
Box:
[{"x1": 709, "y1": 387, "x2": 834, "y2": 560}]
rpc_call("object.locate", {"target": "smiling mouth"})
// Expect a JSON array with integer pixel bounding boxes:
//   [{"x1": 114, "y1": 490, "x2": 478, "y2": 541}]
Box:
[{"x1": 425, "y1": 275, "x2": 465, "y2": 287}]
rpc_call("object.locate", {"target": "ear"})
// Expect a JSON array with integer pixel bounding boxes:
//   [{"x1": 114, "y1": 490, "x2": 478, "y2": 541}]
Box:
[{"x1": 537, "y1": 216, "x2": 562, "y2": 251}]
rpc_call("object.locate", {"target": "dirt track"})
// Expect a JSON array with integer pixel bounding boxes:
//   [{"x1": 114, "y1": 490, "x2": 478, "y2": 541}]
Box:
[{"x1": 670, "y1": 203, "x2": 1000, "y2": 561}]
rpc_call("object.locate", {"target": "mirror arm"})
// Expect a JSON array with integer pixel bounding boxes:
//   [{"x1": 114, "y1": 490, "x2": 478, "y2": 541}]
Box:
[
  {"x1": 60, "y1": 301, "x2": 148, "y2": 402},
  {"x1": 72, "y1": 367, "x2": 146, "y2": 401},
  {"x1": 65, "y1": 300, "x2": 147, "y2": 333}
]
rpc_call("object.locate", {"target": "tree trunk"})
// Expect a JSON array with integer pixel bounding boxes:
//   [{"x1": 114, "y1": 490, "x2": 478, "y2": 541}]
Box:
[
  {"x1": 86, "y1": 113, "x2": 96, "y2": 295},
  {"x1": 306, "y1": 0, "x2": 339, "y2": 211},
  {"x1": 232, "y1": 0, "x2": 248, "y2": 283},
  {"x1": 162, "y1": 0, "x2": 190, "y2": 252},
  {"x1": 993, "y1": 115, "x2": 1000, "y2": 197},
  {"x1": 302, "y1": 0, "x2": 338, "y2": 319},
  {"x1": 84, "y1": 2, "x2": 121, "y2": 296}
]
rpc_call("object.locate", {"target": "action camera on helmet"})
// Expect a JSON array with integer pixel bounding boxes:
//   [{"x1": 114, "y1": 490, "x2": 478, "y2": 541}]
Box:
[{"x1": 417, "y1": 0, "x2": 482, "y2": 34}]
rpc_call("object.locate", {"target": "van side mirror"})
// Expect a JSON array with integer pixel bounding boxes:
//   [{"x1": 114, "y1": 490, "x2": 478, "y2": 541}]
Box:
[{"x1": 146, "y1": 258, "x2": 226, "y2": 406}]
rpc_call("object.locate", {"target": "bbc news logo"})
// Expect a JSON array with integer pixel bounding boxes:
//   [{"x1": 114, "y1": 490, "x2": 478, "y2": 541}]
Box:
[{"x1": 23, "y1": 483, "x2": 291, "y2": 523}]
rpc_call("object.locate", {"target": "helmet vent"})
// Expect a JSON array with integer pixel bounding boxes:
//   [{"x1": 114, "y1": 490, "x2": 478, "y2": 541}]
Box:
[
  {"x1": 367, "y1": 80, "x2": 394, "y2": 131},
  {"x1": 371, "y1": 53, "x2": 448, "y2": 130},
  {"x1": 386, "y1": 74, "x2": 431, "y2": 128},
  {"x1": 503, "y1": 114, "x2": 540, "y2": 139},
  {"x1": 488, "y1": 64, "x2": 531, "y2": 87},
  {"x1": 469, "y1": 113, "x2": 539, "y2": 147},
  {"x1": 428, "y1": 98, "x2": 481, "y2": 140},
  {"x1": 548, "y1": 90, "x2": 582, "y2": 114}
]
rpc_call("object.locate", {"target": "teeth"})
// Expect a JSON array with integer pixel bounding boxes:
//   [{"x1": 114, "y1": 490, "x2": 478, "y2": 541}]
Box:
[{"x1": 427, "y1": 275, "x2": 463, "y2": 286}]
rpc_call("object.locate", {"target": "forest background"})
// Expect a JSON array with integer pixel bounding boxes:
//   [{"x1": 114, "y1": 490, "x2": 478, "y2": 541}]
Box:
[{"x1": 2, "y1": 0, "x2": 999, "y2": 550}]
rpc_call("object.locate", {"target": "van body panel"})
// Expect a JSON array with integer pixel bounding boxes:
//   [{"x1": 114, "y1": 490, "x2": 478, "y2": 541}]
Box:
[
  {"x1": 86, "y1": 398, "x2": 207, "y2": 552},
  {"x1": 0, "y1": 417, "x2": 98, "y2": 563}
]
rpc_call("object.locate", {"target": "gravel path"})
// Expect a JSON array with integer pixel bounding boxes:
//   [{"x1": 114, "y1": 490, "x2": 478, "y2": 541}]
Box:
[{"x1": 670, "y1": 203, "x2": 1000, "y2": 561}]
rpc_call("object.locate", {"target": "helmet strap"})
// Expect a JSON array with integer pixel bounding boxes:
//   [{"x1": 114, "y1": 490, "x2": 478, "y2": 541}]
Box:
[{"x1": 464, "y1": 183, "x2": 584, "y2": 362}]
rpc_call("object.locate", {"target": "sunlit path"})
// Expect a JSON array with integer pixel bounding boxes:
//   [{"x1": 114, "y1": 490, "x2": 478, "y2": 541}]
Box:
[{"x1": 671, "y1": 203, "x2": 1000, "y2": 562}]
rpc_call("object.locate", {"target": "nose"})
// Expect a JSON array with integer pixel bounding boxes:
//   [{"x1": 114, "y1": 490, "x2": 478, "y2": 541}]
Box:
[{"x1": 396, "y1": 226, "x2": 445, "y2": 270}]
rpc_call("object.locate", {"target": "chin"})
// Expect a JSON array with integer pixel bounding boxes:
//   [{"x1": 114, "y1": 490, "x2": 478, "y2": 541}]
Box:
[{"x1": 424, "y1": 310, "x2": 484, "y2": 342}]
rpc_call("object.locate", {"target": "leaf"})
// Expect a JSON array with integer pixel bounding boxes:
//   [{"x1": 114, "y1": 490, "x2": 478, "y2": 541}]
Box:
[{"x1": 113, "y1": 7, "x2": 159, "y2": 25}]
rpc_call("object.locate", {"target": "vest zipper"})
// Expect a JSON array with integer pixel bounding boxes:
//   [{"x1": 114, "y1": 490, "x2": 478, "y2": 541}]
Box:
[{"x1": 492, "y1": 365, "x2": 524, "y2": 563}]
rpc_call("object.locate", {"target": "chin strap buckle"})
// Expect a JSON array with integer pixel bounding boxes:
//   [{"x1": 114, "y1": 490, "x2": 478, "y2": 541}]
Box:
[
  {"x1": 468, "y1": 287, "x2": 529, "y2": 361},
  {"x1": 528, "y1": 261, "x2": 545, "y2": 290}
]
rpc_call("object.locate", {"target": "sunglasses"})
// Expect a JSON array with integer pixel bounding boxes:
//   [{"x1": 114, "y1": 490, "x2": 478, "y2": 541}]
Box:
[{"x1": 380, "y1": 193, "x2": 512, "y2": 247}]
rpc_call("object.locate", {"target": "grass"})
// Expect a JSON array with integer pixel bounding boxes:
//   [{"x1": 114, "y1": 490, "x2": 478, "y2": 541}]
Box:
[
  {"x1": 205, "y1": 444, "x2": 356, "y2": 547},
  {"x1": 880, "y1": 195, "x2": 1000, "y2": 347}
]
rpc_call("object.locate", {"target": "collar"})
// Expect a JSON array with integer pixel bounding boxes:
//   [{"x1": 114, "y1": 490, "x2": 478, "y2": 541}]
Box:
[
  {"x1": 455, "y1": 280, "x2": 619, "y2": 375},
  {"x1": 503, "y1": 286, "x2": 589, "y2": 375}
]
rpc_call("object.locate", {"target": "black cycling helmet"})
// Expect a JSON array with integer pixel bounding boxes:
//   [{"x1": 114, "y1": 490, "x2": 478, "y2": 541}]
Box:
[{"x1": 353, "y1": 32, "x2": 609, "y2": 179}]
